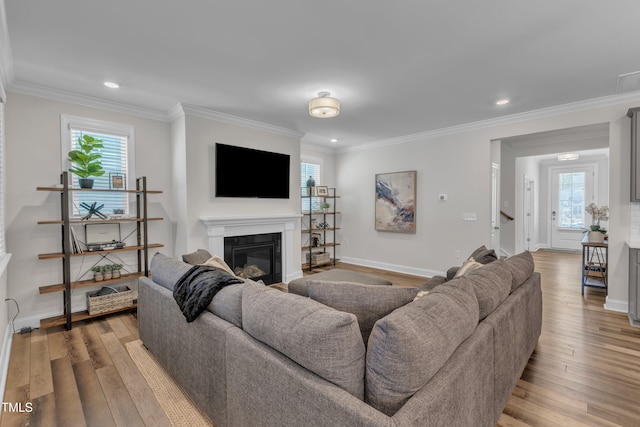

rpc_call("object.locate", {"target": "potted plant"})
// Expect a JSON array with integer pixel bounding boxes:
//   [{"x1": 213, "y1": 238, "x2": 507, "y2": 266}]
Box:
[
  {"x1": 111, "y1": 263, "x2": 123, "y2": 279},
  {"x1": 68, "y1": 135, "x2": 105, "y2": 189},
  {"x1": 585, "y1": 203, "x2": 609, "y2": 243},
  {"x1": 321, "y1": 202, "x2": 330, "y2": 213},
  {"x1": 91, "y1": 266, "x2": 104, "y2": 282},
  {"x1": 101, "y1": 264, "x2": 113, "y2": 280}
]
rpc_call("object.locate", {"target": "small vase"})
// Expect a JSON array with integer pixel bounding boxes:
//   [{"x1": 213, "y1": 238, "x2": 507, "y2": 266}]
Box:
[
  {"x1": 103, "y1": 271, "x2": 113, "y2": 280},
  {"x1": 588, "y1": 231, "x2": 605, "y2": 243},
  {"x1": 112, "y1": 270, "x2": 121, "y2": 279},
  {"x1": 79, "y1": 178, "x2": 94, "y2": 189},
  {"x1": 94, "y1": 272, "x2": 104, "y2": 282}
]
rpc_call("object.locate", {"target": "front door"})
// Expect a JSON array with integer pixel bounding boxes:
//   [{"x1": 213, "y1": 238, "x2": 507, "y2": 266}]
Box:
[{"x1": 550, "y1": 165, "x2": 594, "y2": 250}]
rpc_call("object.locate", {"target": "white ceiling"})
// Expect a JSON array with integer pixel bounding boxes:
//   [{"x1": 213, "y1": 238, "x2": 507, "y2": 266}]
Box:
[{"x1": 2, "y1": 1, "x2": 640, "y2": 149}]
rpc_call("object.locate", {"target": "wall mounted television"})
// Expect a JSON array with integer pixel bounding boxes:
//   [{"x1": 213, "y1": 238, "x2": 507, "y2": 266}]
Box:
[{"x1": 215, "y1": 143, "x2": 290, "y2": 199}]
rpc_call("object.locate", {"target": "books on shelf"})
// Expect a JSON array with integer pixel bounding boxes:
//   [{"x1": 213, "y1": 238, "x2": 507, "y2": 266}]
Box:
[{"x1": 70, "y1": 226, "x2": 84, "y2": 254}]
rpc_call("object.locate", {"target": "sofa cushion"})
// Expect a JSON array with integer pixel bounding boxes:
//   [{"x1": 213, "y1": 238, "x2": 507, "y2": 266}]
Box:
[
  {"x1": 208, "y1": 279, "x2": 256, "y2": 328},
  {"x1": 307, "y1": 280, "x2": 419, "y2": 345},
  {"x1": 150, "y1": 252, "x2": 192, "y2": 291},
  {"x1": 288, "y1": 269, "x2": 392, "y2": 297},
  {"x1": 182, "y1": 249, "x2": 213, "y2": 265},
  {"x1": 366, "y1": 279, "x2": 479, "y2": 416},
  {"x1": 463, "y1": 259, "x2": 513, "y2": 320},
  {"x1": 503, "y1": 251, "x2": 535, "y2": 293},
  {"x1": 242, "y1": 282, "x2": 366, "y2": 399}
]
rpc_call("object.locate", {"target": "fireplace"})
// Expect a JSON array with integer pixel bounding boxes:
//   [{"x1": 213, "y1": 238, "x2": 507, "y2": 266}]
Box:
[
  {"x1": 224, "y1": 233, "x2": 282, "y2": 284},
  {"x1": 200, "y1": 214, "x2": 302, "y2": 284}
]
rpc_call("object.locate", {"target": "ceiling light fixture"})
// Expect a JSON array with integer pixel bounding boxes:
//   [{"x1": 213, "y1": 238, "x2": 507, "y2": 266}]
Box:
[
  {"x1": 558, "y1": 153, "x2": 579, "y2": 161},
  {"x1": 309, "y1": 92, "x2": 340, "y2": 118},
  {"x1": 495, "y1": 98, "x2": 510, "y2": 106},
  {"x1": 330, "y1": 138, "x2": 338, "y2": 143},
  {"x1": 104, "y1": 81, "x2": 120, "y2": 89}
]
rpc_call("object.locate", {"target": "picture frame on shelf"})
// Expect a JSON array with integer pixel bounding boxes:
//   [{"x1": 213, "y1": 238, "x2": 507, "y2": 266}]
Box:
[
  {"x1": 317, "y1": 186, "x2": 329, "y2": 197},
  {"x1": 109, "y1": 173, "x2": 126, "y2": 190}
]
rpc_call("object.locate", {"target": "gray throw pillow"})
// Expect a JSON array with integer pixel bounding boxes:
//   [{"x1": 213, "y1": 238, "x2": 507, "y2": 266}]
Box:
[
  {"x1": 307, "y1": 280, "x2": 419, "y2": 345},
  {"x1": 182, "y1": 249, "x2": 213, "y2": 265}
]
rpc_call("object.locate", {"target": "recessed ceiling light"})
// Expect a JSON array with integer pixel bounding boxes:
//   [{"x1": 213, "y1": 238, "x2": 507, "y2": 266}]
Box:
[
  {"x1": 104, "y1": 81, "x2": 120, "y2": 89},
  {"x1": 495, "y1": 98, "x2": 510, "y2": 106},
  {"x1": 330, "y1": 138, "x2": 338, "y2": 143}
]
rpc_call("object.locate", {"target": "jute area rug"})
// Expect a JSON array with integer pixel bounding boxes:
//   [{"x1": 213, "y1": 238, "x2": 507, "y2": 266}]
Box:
[{"x1": 126, "y1": 339, "x2": 215, "y2": 427}]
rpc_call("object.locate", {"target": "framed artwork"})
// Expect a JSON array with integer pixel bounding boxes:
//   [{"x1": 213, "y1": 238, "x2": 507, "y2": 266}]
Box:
[
  {"x1": 375, "y1": 171, "x2": 416, "y2": 233},
  {"x1": 109, "y1": 173, "x2": 126, "y2": 190},
  {"x1": 316, "y1": 186, "x2": 329, "y2": 197}
]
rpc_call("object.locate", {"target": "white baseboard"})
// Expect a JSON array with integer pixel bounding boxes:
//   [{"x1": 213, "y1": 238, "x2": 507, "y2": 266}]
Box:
[
  {"x1": 340, "y1": 256, "x2": 441, "y2": 279},
  {"x1": 0, "y1": 324, "x2": 14, "y2": 402},
  {"x1": 604, "y1": 297, "x2": 628, "y2": 313}
]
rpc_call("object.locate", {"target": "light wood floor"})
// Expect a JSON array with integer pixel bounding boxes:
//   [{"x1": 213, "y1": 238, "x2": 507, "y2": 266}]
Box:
[{"x1": 2, "y1": 250, "x2": 639, "y2": 426}]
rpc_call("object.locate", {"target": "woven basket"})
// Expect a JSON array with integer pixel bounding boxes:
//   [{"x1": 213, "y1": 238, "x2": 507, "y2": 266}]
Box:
[
  {"x1": 86, "y1": 285, "x2": 134, "y2": 315},
  {"x1": 306, "y1": 251, "x2": 330, "y2": 265}
]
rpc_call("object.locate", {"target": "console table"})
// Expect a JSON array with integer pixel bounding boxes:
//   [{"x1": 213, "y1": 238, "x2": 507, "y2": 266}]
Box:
[{"x1": 582, "y1": 235, "x2": 608, "y2": 295}]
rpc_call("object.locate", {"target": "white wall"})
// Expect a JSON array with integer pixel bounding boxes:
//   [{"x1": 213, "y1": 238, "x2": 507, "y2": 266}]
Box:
[
  {"x1": 337, "y1": 99, "x2": 634, "y2": 311},
  {"x1": 4, "y1": 92, "x2": 174, "y2": 327}
]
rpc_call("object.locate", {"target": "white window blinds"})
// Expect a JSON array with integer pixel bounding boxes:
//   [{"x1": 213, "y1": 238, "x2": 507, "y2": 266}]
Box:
[{"x1": 300, "y1": 161, "x2": 321, "y2": 212}]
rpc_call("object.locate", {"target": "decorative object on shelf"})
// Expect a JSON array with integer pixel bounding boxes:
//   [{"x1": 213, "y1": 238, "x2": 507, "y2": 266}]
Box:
[
  {"x1": 584, "y1": 203, "x2": 608, "y2": 243},
  {"x1": 306, "y1": 176, "x2": 316, "y2": 187},
  {"x1": 375, "y1": 170, "x2": 417, "y2": 233},
  {"x1": 102, "y1": 264, "x2": 113, "y2": 280},
  {"x1": 311, "y1": 232, "x2": 322, "y2": 247},
  {"x1": 86, "y1": 285, "x2": 134, "y2": 315},
  {"x1": 111, "y1": 264, "x2": 123, "y2": 279},
  {"x1": 91, "y1": 266, "x2": 104, "y2": 282},
  {"x1": 321, "y1": 202, "x2": 330, "y2": 213},
  {"x1": 68, "y1": 134, "x2": 105, "y2": 189},
  {"x1": 109, "y1": 173, "x2": 126, "y2": 189},
  {"x1": 308, "y1": 91, "x2": 340, "y2": 118},
  {"x1": 317, "y1": 221, "x2": 329, "y2": 229},
  {"x1": 317, "y1": 186, "x2": 329, "y2": 197},
  {"x1": 310, "y1": 218, "x2": 317, "y2": 229},
  {"x1": 80, "y1": 201, "x2": 107, "y2": 220}
]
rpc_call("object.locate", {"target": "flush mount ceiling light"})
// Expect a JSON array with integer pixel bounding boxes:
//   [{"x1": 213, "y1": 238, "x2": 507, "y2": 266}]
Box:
[
  {"x1": 495, "y1": 98, "x2": 510, "y2": 106},
  {"x1": 104, "y1": 81, "x2": 120, "y2": 89},
  {"x1": 309, "y1": 92, "x2": 340, "y2": 118},
  {"x1": 330, "y1": 138, "x2": 338, "y2": 143},
  {"x1": 558, "y1": 153, "x2": 579, "y2": 161}
]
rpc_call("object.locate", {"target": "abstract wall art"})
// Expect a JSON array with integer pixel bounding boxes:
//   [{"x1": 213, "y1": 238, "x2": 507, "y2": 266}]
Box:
[{"x1": 375, "y1": 170, "x2": 416, "y2": 233}]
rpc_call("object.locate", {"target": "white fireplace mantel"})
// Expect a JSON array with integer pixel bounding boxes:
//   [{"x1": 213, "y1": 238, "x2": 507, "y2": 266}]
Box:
[{"x1": 200, "y1": 214, "x2": 302, "y2": 283}]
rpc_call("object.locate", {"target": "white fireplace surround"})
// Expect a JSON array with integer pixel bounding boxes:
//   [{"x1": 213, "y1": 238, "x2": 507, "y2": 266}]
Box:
[{"x1": 200, "y1": 214, "x2": 302, "y2": 283}]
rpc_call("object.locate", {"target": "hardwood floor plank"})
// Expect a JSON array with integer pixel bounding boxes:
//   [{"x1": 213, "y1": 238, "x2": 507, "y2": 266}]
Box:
[
  {"x1": 105, "y1": 316, "x2": 132, "y2": 340},
  {"x1": 28, "y1": 393, "x2": 56, "y2": 427},
  {"x1": 0, "y1": 385, "x2": 30, "y2": 427},
  {"x1": 51, "y1": 357, "x2": 87, "y2": 427},
  {"x1": 64, "y1": 327, "x2": 91, "y2": 365},
  {"x1": 47, "y1": 327, "x2": 68, "y2": 361},
  {"x1": 95, "y1": 366, "x2": 145, "y2": 427},
  {"x1": 73, "y1": 360, "x2": 116, "y2": 427},
  {"x1": 29, "y1": 336, "x2": 53, "y2": 399},
  {"x1": 79, "y1": 323, "x2": 113, "y2": 370},
  {"x1": 4, "y1": 333, "x2": 30, "y2": 390}
]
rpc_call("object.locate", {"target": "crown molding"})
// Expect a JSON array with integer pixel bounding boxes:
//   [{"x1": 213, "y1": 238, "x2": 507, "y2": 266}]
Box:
[
  {"x1": 179, "y1": 104, "x2": 303, "y2": 139},
  {"x1": 338, "y1": 91, "x2": 640, "y2": 154},
  {"x1": 7, "y1": 81, "x2": 170, "y2": 121},
  {"x1": 300, "y1": 141, "x2": 338, "y2": 154}
]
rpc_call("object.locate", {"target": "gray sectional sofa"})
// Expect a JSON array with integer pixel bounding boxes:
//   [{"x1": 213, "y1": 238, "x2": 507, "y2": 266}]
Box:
[{"x1": 138, "y1": 250, "x2": 542, "y2": 427}]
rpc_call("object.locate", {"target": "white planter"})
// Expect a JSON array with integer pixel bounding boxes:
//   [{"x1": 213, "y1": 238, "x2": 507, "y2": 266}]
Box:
[{"x1": 588, "y1": 231, "x2": 605, "y2": 243}]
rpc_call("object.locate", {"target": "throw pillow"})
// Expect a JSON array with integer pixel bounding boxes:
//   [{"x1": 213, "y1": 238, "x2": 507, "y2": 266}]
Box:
[
  {"x1": 454, "y1": 258, "x2": 483, "y2": 278},
  {"x1": 182, "y1": 249, "x2": 213, "y2": 265},
  {"x1": 468, "y1": 245, "x2": 498, "y2": 265},
  {"x1": 306, "y1": 280, "x2": 419, "y2": 345},
  {"x1": 202, "y1": 255, "x2": 236, "y2": 276}
]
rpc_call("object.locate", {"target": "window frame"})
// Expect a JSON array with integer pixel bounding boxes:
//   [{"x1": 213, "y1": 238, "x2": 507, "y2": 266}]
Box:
[{"x1": 60, "y1": 114, "x2": 136, "y2": 218}]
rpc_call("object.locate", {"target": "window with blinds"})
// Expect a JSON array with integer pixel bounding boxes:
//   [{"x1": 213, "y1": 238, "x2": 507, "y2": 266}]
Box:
[
  {"x1": 61, "y1": 115, "x2": 135, "y2": 219},
  {"x1": 69, "y1": 129, "x2": 129, "y2": 217},
  {"x1": 300, "y1": 161, "x2": 321, "y2": 212}
]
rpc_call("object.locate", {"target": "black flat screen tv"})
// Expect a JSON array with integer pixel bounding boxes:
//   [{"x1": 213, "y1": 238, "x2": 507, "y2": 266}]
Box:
[{"x1": 215, "y1": 143, "x2": 290, "y2": 199}]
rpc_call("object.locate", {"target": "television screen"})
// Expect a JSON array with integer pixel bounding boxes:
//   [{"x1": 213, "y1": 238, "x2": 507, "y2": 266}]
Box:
[{"x1": 215, "y1": 143, "x2": 290, "y2": 198}]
